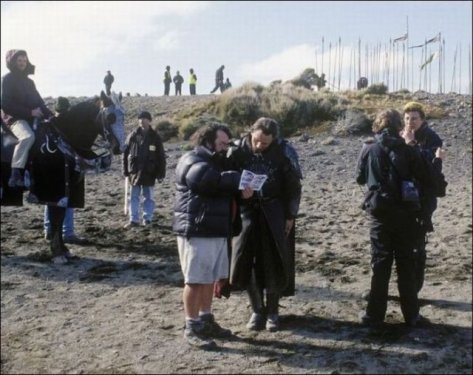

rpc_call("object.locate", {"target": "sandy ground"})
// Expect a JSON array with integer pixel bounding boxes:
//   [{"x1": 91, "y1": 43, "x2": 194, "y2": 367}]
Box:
[{"x1": 1, "y1": 95, "x2": 472, "y2": 374}]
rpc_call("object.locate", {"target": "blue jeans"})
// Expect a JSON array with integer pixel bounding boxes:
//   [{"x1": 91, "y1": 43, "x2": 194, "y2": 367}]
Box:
[
  {"x1": 129, "y1": 185, "x2": 155, "y2": 223},
  {"x1": 44, "y1": 206, "x2": 74, "y2": 237}
]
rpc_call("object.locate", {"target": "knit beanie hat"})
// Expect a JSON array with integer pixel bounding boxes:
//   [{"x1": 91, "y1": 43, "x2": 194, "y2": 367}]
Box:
[{"x1": 55, "y1": 97, "x2": 70, "y2": 113}]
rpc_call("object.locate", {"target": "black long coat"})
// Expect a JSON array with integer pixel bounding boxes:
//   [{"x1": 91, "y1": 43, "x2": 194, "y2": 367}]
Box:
[{"x1": 228, "y1": 136, "x2": 302, "y2": 296}]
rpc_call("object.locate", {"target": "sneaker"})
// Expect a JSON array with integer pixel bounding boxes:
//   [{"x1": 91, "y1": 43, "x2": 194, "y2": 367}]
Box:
[
  {"x1": 123, "y1": 221, "x2": 140, "y2": 229},
  {"x1": 246, "y1": 313, "x2": 266, "y2": 331},
  {"x1": 142, "y1": 220, "x2": 152, "y2": 226},
  {"x1": 183, "y1": 327, "x2": 217, "y2": 350},
  {"x1": 266, "y1": 314, "x2": 280, "y2": 332},
  {"x1": 64, "y1": 234, "x2": 88, "y2": 245},
  {"x1": 200, "y1": 314, "x2": 232, "y2": 338}
]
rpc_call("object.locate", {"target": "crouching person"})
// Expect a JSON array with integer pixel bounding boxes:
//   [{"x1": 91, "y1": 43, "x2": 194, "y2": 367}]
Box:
[{"x1": 172, "y1": 124, "x2": 253, "y2": 349}]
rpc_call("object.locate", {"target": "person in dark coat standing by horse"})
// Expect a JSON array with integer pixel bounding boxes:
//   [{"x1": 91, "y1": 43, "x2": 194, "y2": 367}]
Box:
[
  {"x1": 103, "y1": 70, "x2": 114, "y2": 96},
  {"x1": 123, "y1": 111, "x2": 166, "y2": 227},
  {"x1": 227, "y1": 117, "x2": 302, "y2": 332},
  {"x1": 1, "y1": 49, "x2": 53, "y2": 188}
]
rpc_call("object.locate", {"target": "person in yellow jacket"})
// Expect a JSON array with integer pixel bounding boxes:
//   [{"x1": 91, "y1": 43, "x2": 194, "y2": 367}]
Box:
[{"x1": 189, "y1": 68, "x2": 197, "y2": 95}]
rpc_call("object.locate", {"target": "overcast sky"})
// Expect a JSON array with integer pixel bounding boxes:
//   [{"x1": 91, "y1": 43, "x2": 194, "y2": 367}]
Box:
[{"x1": 1, "y1": 1, "x2": 471, "y2": 97}]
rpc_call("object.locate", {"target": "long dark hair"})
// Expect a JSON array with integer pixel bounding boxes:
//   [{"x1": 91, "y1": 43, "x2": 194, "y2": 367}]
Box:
[{"x1": 190, "y1": 124, "x2": 232, "y2": 149}]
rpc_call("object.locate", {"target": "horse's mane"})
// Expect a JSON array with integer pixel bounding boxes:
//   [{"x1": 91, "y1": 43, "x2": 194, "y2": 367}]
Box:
[{"x1": 52, "y1": 101, "x2": 101, "y2": 156}]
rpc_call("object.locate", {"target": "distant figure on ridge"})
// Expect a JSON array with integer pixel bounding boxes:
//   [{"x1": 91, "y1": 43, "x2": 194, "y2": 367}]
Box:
[
  {"x1": 104, "y1": 70, "x2": 114, "y2": 96},
  {"x1": 210, "y1": 65, "x2": 225, "y2": 94},
  {"x1": 357, "y1": 77, "x2": 368, "y2": 90},
  {"x1": 163, "y1": 66, "x2": 172, "y2": 96},
  {"x1": 189, "y1": 68, "x2": 197, "y2": 95},
  {"x1": 173, "y1": 71, "x2": 184, "y2": 96}
]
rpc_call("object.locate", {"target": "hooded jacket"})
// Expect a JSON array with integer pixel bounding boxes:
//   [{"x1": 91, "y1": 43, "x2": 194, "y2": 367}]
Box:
[
  {"x1": 356, "y1": 128, "x2": 434, "y2": 215},
  {"x1": 1, "y1": 50, "x2": 53, "y2": 124}
]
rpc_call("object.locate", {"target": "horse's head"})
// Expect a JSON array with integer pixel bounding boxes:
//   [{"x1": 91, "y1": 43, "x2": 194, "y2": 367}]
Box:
[
  {"x1": 50, "y1": 94, "x2": 119, "y2": 171},
  {"x1": 99, "y1": 90, "x2": 125, "y2": 155}
]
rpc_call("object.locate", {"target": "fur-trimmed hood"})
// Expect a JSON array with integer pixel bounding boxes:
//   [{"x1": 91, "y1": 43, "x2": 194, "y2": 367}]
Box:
[{"x1": 5, "y1": 49, "x2": 35, "y2": 75}]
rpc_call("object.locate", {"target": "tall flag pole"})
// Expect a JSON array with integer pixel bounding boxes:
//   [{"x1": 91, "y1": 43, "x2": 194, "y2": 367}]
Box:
[
  {"x1": 406, "y1": 16, "x2": 409, "y2": 90},
  {"x1": 321, "y1": 37, "x2": 325, "y2": 76},
  {"x1": 469, "y1": 44, "x2": 472, "y2": 95}
]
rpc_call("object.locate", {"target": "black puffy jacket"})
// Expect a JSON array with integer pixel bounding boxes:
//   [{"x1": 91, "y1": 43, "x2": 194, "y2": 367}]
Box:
[{"x1": 172, "y1": 146, "x2": 241, "y2": 237}]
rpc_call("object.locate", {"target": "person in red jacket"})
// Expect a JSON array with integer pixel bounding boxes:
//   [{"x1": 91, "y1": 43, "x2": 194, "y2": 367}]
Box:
[{"x1": 1, "y1": 49, "x2": 53, "y2": 188}]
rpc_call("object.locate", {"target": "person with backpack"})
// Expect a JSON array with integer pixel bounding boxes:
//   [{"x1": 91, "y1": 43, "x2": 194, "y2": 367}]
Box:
[
  {"x1": 356, "y1": 109, "x2": 438, "y2": 328},
  {"x1": 189, "y1": 68, "x2": 197, "y2": 95},
  {"x1": 173, "y1": 71, "x2": 184, "y2": 96},
  {"x1": 402, "y1": 101, "x2": 447, "y2": 292},
  {"x1": 163, "y1": 66, "x2": 172, "y2": 96}
]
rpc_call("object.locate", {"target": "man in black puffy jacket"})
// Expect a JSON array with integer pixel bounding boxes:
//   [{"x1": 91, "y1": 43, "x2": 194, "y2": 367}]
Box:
[
  {"x1": 123, "y1": 111, "x2": 166, "y2": 227},
  {"x1": 173, "y1": 124, "x2": 252, "y2": 349}
]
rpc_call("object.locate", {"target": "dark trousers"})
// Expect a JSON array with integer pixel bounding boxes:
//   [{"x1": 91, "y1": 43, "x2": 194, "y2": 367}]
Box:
[
  {"x1": 175, "y1": 84, "x2": 182, "y2": 96},
  {"x1": 366, "y1": 212, "x2": 420, "y2": 323},
  {"x1": 210, "y1": 80, "x2": 223, "y2": 93},
  {"x1": 164, "y1": 82, "x2": 171, "y2": 96},
  {"x1": 190, "y1": 84, "x2": 196, "y2": 95},
  {"x1": 105, "y1": 84, "x2": 112, "y2": 96}
]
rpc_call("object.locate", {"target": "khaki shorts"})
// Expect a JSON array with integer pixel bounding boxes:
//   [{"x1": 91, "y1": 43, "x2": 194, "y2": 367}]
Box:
[{"x1": 177, "y1": 236, "x2": 229, "y2": 284}]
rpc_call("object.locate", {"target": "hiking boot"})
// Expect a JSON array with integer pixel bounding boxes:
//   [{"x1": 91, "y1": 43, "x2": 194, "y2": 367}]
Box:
[
  {"x1": 200, "y1": 314, "x2": 232, "y2": 338},
  {"x1": 246, "y1": 313, "x2": 266, "y2": 331},
  {"x1": 52, "y1": 255, "x2": 69, "y2": 265},
  {"x1": 8, "y1": 168, "x2": 24, "y2": 188},
  {"x1": 124, "y1": 221, "x2": 139, "y2": 229},
  {"x1": 406, "y1": 314, "x2": 431, "y2": 328},
  {"x1": 359, "y1": 312, "x2": 383, "y2": 328},
  {"x1": 183, "y1": 327, "x2": 217, "y2": 350},
  {"x1": 63, "y1": 234, "x2": 88, "y2": 245},
  {"x1": 266, "y1": 314, "x2": 280, "y2": 332}
]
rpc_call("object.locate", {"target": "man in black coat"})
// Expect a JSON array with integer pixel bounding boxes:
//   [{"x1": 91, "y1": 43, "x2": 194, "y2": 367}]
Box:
[
  {"x1": 123, "y1": 111, "x2": 166, "y2": 227},
  {"x1": 227, "y1": 117, "x2": 302, "y2": 332},
  {"x1": 402, "y1": 101, "x2": 447, "y2": 292}
]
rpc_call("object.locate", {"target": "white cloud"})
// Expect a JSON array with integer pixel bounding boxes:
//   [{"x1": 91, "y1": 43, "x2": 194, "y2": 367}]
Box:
[
  {"x1": 237, "y1": 44, "x2": 316, "y2": 84},
  {"x1": 154, "y1": 31, "x2": 183, "y2": 51},
  {"x1": 1, "y1": 1, "x2": 209, "y2": 95}
]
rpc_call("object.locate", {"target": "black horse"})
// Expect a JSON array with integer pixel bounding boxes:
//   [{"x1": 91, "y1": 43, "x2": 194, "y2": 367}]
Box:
[{"x1": 1, "y1": 92, "x2": 121, "y2": 264}]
